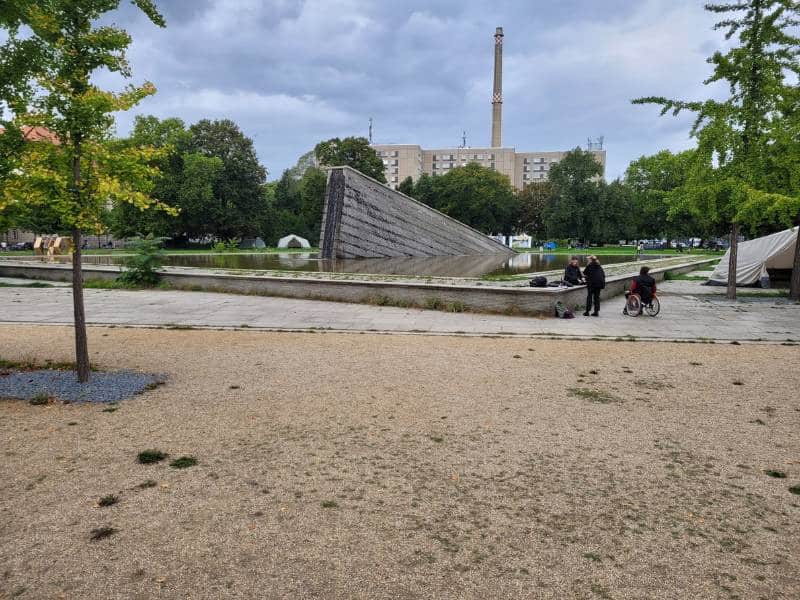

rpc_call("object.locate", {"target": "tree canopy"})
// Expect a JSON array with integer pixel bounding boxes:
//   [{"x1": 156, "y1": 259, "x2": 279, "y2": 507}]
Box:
[{"x1": 314, "y1": 136, "x2": 386, "y2": 182}]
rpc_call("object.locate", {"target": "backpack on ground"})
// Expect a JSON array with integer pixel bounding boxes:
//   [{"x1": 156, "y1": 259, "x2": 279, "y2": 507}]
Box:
[{"x1": 554, "y1": 301, "x2": 575, "y2": 319}]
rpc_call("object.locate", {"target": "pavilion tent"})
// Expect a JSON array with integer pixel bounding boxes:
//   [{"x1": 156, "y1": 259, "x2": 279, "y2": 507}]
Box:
[{"x1": 708, "y1": 226, "x2": 797, "y2": 286}]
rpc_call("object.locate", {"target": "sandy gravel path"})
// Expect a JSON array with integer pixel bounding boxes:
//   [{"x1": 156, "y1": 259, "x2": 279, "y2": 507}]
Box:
[{"x1": 1, "y1": 325, "x2": 798, "y2": 599}]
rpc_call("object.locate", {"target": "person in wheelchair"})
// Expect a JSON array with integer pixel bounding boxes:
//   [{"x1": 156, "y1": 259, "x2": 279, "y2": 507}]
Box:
[{"x1": 624, "y1": 266, "x2": 657, "y2": 314}]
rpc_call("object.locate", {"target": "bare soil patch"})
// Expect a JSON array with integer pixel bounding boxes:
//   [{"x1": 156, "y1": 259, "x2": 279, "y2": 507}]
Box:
[{"x1": 0, "y1": 325, "x2": 798, "y2": 599}]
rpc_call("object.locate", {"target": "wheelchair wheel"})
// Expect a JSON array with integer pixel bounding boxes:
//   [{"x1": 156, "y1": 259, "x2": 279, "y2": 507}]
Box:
[
  {"x1": 644, "y1": 296, "x2": 660, "y2": 317},
  {"x1": 626, "y1": 293, "x2": 642, "y2": 317}
]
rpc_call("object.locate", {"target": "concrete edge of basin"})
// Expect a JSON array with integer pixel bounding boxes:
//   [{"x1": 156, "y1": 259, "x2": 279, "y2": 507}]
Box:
[{"x1": 0, "y1": 257, "x2": 717, "y2": 316}]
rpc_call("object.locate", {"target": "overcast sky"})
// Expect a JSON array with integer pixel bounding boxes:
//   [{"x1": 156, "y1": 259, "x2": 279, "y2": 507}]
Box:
[{"x1": 100, "y1": 0, "x2": 729, "y2": 180}]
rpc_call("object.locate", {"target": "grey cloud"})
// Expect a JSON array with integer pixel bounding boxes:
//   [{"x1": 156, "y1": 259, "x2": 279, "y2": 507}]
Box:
[{"x1": 103, "y1": 0, "x2": 726, "y2": 179}]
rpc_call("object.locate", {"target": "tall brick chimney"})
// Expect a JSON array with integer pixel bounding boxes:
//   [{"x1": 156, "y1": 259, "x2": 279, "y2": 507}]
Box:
[{"x1": 491, "y1": 26, "x2": 504, "y2": 148}]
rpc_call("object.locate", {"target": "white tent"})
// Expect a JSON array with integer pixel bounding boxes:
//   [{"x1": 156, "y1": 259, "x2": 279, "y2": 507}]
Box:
[
  {"x1": 709, "y1": 226, "x2": 797, "y2": 286},
  {"x1": 277, "y1": 234, "x2": 311, "y2": 249}
]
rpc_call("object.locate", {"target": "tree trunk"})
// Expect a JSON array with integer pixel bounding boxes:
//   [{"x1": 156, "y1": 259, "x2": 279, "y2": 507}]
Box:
[
  {"x1": 790, "y1": 223, "x2": 800, "y2": 301},
  {"x1": 727, "y1": 222, "x2": 738, "y2": 301},
  {"x1": 71, "y1": 228, "x2": 90, "y2": 382},
  {"x1": 70, "y1": 138, "x2": 90, "y2": 383}
]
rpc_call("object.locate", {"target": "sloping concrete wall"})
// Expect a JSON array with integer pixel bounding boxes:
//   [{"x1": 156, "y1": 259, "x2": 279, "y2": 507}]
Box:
[{"x1": 319, "y1": 166, "x2": 515, "y2": 259}]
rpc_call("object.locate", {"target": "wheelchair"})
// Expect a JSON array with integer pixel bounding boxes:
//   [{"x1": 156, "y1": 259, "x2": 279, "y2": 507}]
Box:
[{"x1": 624, "y1": 290, "x2": 660, "y2": 317}]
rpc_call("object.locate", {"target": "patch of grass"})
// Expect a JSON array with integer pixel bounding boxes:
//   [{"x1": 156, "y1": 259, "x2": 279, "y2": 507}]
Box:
[
  {"x1": 229, "y1": 385, "x2": 240, "y2": 390},
  {"x1": 789, "y1": 485, "x2": 800, "y2": 495},
  {"x1": 29, "y1": 392, "x2": 51, "y2": 405},
  {"x1": 0, "y1": 281, "x2": 53, "y2": 288},
  {"x1": 764, "y1": 470, "x2": 786, "y2": 479},
  {"x1": 137, "y1": 479, "x2": 157, "y2": 489},
  {"x1": 89, "y1": 526, "x2": 118, "y2": 541},
  {"x1": 423, "y1": 297, "x2": 467, "y2": 312},
  {"x1": 67, "y1": 421, "x2": 78, "y2": 426},
  {"x1": 321, "y1": 500, "x2": 339, "y2": 508},
  {"x1": 102, "y1": 404, "x2": 119, "y2": 413},
  {"x1": 568, "y1": 387, "x2": 622, "y2": 404},
  {"x1": 583, "y1": 552, "x2": 602, "y2": 562},
  {"x1": 137, "y1": 449, "x2": 168, "y2": 464},
  {"x1": 98, "y1": 494, "x2": 119, "y2": 507},
  {"x1": 169, "y1": 456, "x2": 198, "y2": 469},
  {"x1": 429, "y1": 435, "x2": 444, "y2": 443},
  {"x1": 664, "y1": 272, "x2": 707, "y2": 281},
  {"x1": 732, "y1": 380, "x2": 744, "y2": 386},
  {"x1": 689, "y1": 361, "x2": 702, "y2": 366},
  {"x1": 84, "y1": 278, "x2": 138, "y2": 290},
  {"x1": 512, "y1": 354, "x2": 522, "y2": 359}
]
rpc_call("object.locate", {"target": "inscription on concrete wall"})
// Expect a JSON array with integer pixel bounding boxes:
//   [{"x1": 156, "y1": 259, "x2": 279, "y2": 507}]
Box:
[{"x1": 319, "y1": 166, "x2": 515, "y2": 259}]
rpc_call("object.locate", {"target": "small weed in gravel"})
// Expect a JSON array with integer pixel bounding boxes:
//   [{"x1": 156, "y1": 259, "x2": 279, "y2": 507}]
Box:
[
  {"x1": 169, "y1": 456, "x2": 198, "y2": 469},
  {"x1": 137, "y1": 449, "x2": 168, "y2": 464},
  {"x1": 102, "y1": 404, "x2": 119, "y2": 413},
  {"x1": 29, "y1": 393, "x2": 51, "y2": 406},
  {"x1": 67, "y1": 421, "x2": 78, "y2": 426},
  {"x1": 513, "y1": 355, "x2": 522, "y2": 359},
  {"x1": 583, "y1": 552, "x2": 602, "y2": 562},
  {"x1": 765, "y1": 470, "x2": 786, "y2": 478},
  {"x1": 321, "y1": 500, "x2": 339, "y2": 508},
  {"x1": 789, "y1": 485, "x2": 800, "y2": 495},
  {"x1": 90, "y1": 526, "x2": 118, "y2": 541},
  {"x1": 750, "y1": 418, "x2": 767, "y2": 425},
  {"x1": 429, "y1": 435, "x2": 444, "y2": 443},
  {"x1": 733, "y1": 380, "x2": 744, "y2": 386},
  {"x1": 690, "y1": 361, "x2": 702, "y2": 366},
  {"x1": 137, "y1": 480, "x2": 157, "y2": 489},
  {"x1": 229, "y1": 385, "x2": 240, "y2": 390},
  {"x1": 98, "y1": 494, "x2": 119, "y2": 507},
  {"x1": 568, "y1": 388, "x2": 622, "y2": 404}
]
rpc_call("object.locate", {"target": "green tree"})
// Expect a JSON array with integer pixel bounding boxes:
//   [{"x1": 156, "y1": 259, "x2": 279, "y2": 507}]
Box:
[
  {"x1": 419, "y1": 163, "x2": 517, "y2": 234},
  {"x1": 184, "y1": 119, "x2": 267, "y2": 240},
  {"x1": 397, "y1": 176, "x2": 414, "y2": 196},
  {"x1": 543, "y1": 149, "x2": 603, "y2": 242},
  {"x1": 0, "y1": 0, "x2": 169, "y2": 381},
  {"x1": 516, "y1": 181, "x2": 553, "y2": 239},
  {"x1": 633, "y1": 0, "x2": 800, "y2": 299},
  {"x1": 110, "y1": 115, "x2": 188, "y2": 238},
  {"x1": 314, "y1": 136, "x2": 386, "y2": 183},
  {"x1": 624, "y1": 150, "x2": 704, "y2": 240}
]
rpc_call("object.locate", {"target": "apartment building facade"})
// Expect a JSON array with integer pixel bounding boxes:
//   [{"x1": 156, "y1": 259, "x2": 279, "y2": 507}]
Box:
[{"x1": 373, "y1": 144, "x2": 606, "y2": 191}]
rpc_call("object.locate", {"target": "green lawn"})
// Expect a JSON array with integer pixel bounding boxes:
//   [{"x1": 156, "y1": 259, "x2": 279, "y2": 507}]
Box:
[{"x1": 516, "y1": 246, "x2": 723, "y2": 257}]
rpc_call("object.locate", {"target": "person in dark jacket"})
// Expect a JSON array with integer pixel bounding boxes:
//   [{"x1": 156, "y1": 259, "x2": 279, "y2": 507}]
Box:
[
  {"x1": 582, "y1": 255, "x2": 605, "y2": 316},
  {"x1": 563, "y1": 257, "x2": 584, "y2": 286},
  {"x1": 625, "y1": 266, "x2": 657, "y2": 313}
]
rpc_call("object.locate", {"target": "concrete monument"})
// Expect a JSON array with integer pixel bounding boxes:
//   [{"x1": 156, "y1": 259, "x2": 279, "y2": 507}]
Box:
[{"x1": 319, "y1": 166, "x2": 514, "y2": 259}]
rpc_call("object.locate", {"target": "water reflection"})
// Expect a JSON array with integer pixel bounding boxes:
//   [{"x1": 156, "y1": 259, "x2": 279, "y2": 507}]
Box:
[{"x1": 62, "y1": 252, "x2": 647, "y2": 278}]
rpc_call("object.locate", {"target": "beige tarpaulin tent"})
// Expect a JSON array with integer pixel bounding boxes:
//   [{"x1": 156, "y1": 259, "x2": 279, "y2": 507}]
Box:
[{"x1": 709, "y1": 226, "x2": 797, "y2": 286}]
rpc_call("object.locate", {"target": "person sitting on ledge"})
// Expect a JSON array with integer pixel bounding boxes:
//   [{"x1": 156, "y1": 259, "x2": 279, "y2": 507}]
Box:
[{"x1": 563, "y1": 256, "x2": 584, "y2": 286}]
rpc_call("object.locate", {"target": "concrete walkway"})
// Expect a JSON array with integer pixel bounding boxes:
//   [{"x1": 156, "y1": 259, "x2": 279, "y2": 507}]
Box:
[{"x1": 2, "y1": 278, "x2": 798, "y2": 342}]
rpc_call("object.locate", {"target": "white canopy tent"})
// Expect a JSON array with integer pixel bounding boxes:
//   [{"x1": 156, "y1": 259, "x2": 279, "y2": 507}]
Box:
[
  {"x1": 709, "y1": 227, "x2": 797, "y2": 286},
  {"x1": 277, "y1": 234, "x2": 311, "y2": 249}
]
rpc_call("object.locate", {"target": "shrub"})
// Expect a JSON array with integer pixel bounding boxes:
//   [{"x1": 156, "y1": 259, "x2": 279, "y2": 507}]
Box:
[{"x1": 117, "y1": 236, "x2": 166, "y2": 287}]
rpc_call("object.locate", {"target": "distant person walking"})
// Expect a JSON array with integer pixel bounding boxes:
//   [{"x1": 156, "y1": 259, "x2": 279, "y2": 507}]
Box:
[
  {"x1": 582, "y1": 256, "x2": 605, "y2": 317},
  {"x1": 563, "y1": 256, "x2": 584, "y2": 286},
  {"x1": 637, "y1": 241, "x2": 644, "y2": 256}
]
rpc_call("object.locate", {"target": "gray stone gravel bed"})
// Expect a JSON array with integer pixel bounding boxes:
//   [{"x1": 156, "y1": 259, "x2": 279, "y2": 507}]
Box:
[{"x1": 0, "y1": 369, "x2": 164, "y2": 403}]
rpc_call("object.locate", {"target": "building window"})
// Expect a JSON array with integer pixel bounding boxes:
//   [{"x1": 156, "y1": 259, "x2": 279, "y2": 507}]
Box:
[
  {"x1": 393, "y1": 151, "x2": 398, "y2": 157},
  {"x1": 491, "y1": 154, "x2": 496, "y2": 160}
]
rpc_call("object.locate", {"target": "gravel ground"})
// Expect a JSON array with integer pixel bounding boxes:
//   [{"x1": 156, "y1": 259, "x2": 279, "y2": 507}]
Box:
[
  {"x1": 0, "y1": 369, "x2": 162, "y2": 403},
  {"x1": 0, "y1": 325, "x2": 798, "y2": 600}
]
